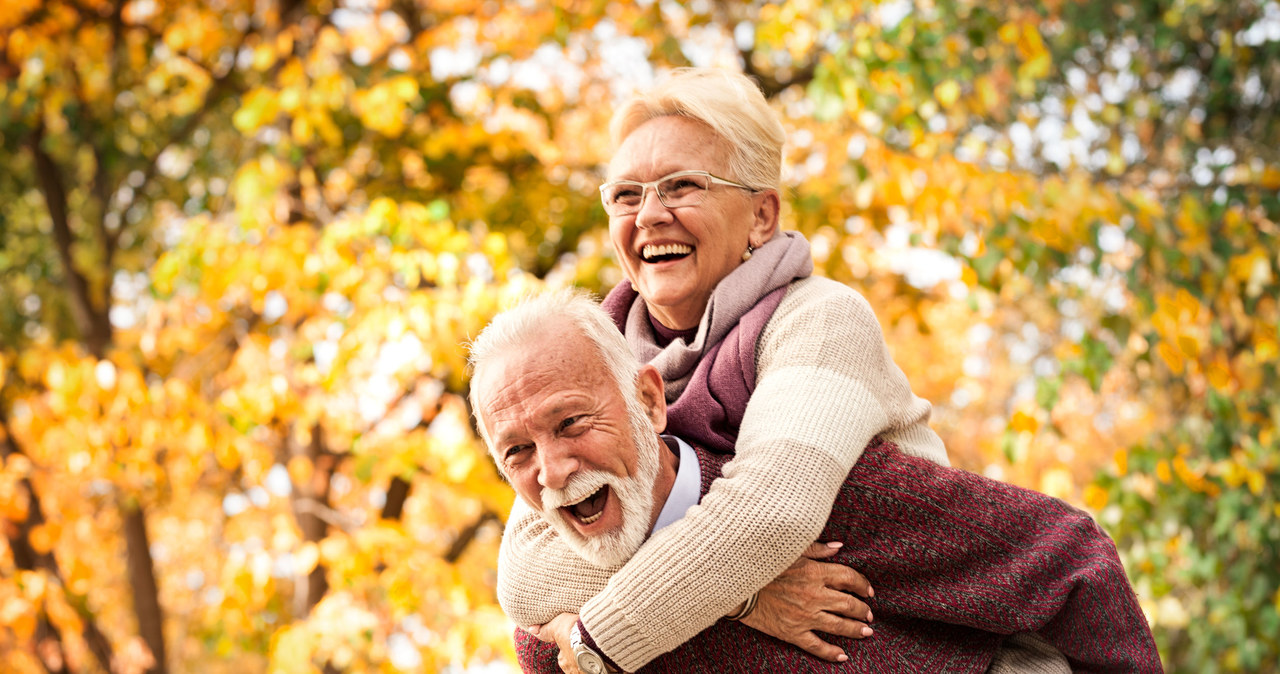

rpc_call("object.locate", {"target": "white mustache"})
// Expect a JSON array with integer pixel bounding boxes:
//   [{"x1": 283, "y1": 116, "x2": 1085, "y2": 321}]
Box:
[{"x1": 541, "y1": 470, "x2": 614, "y2": 510}]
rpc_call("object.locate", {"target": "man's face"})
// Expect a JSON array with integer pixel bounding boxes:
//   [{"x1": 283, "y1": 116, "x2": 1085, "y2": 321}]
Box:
[{"x1": 475, "y1": 326, "x2": 662, "y2": 567}]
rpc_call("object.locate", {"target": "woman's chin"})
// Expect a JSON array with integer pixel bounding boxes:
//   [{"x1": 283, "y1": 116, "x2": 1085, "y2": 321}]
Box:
[{"x1": 633, "y1": 281, "x2": 706, "y2": 327}]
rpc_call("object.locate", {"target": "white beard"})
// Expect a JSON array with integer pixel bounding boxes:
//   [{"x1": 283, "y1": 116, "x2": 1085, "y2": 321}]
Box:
[{"x1": 538, "y1": 404, "x2": 662, "y2": 567}]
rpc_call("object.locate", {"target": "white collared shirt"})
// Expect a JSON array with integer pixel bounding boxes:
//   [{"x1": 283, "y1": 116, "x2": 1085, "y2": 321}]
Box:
[{"x1": 650, "y1": 435, "x2": 702, "y2": 535}]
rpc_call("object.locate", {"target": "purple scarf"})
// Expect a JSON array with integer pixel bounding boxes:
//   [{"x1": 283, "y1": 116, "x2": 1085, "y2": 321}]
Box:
[{"x1": 602, "y1": 231, "x2": 813, "y2": 454}]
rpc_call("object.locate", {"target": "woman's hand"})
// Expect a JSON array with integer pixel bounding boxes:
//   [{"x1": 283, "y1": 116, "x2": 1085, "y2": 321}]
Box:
[
  {"x1": 740, "y1": 541, "x2": 875, "y2": 662},
  {"x1": 528, "y1": 613, "x2": 581, "y2": 674}
]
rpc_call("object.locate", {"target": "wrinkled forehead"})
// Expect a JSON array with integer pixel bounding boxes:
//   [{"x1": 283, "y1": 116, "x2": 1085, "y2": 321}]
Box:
[
  {"x1": 473, "y1": 329, "x2": 612, "y2": 423},
  {"x1": 608, "y1": 115, "x2": 730, "y2": 181}
]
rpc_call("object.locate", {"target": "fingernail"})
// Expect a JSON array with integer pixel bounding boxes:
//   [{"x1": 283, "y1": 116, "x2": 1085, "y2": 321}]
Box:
[
  {"x1": 868, "y1": 587, "x2": 875, "y2": 598},
  {"x1": 838, "y1": 654, "x2": 848, "y2": 662},
  {"x1": 827, "y1": 541, "x2": 843, "y2": 548},
  {"x1": 867, "y1": 611, "x2": 874, "y2": 622},
  {"x1": 862, "y1": 626, "x2": 874, "y2": 637}
]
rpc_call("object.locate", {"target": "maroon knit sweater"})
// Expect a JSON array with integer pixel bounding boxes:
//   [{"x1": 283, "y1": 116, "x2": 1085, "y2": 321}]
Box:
[{"x1": 514, "y1": 438, "x2": 1161, "y2": 673}]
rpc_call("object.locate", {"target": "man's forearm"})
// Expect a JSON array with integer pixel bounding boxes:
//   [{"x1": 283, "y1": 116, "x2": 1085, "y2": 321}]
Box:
[{"x1": 497, "y1": 498, "x2": 618, "y2": 627}]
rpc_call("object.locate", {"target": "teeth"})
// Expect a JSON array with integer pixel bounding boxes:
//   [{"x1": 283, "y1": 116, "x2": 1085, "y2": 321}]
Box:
[
  {"x1": 560, "y1": 489, "x2": 594, "y2": 509},
  {"x1": 578, "y1": 509, "x2": 603, "y2": 524},
  {"x1": 642, "y1": 243, "x2": 692, "y2": 260}
]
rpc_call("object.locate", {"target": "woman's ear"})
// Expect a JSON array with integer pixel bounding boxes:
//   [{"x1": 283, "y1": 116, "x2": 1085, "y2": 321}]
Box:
[
  {"x1": 635, "y1": 365, "x2": 667, "y2": 433},
  {"x1": 749, "y1": 189, "x2": 781, "y2": 245}
]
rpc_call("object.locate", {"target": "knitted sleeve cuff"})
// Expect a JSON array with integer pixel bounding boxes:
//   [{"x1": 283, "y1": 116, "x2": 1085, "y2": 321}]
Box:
[{"x1": 578, "y1": 619, "x2": 624, "y2": 673}]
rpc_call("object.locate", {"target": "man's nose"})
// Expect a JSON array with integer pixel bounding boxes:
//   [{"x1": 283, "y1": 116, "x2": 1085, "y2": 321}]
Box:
[
  {"x1": 537, "y1": 446, "x2": 580, "y2": 490},
  {"x1": 634, "y1": 185, "x2": 673, "y2": 230}
]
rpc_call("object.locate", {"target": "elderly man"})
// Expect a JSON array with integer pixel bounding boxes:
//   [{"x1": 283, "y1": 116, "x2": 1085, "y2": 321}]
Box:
[{"x1": 469, "y1": 290, "x2": 1161, "y2": 673}]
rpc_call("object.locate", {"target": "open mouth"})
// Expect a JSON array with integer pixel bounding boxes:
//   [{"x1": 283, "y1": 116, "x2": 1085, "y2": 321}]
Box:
[
  {"x1": 560, "y1": 485, "x2": 610, "y2": 525},
  {"x1": 641, "y1": 243, "x2": 692, "y2": 263}
]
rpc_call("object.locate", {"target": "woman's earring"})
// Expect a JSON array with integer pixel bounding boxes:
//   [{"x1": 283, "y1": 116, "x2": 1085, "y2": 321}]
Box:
[{"x1": 742, "y1": 244, "x2": 755, "y2": 262}]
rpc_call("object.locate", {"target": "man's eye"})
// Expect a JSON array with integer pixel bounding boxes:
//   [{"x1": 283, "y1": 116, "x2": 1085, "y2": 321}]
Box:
[
  {"x1": 504, "y1": 445, "x2": 530, "y2": 460},
  {"x1": 559, "y1": 416, "x2": 581, "y2": 431}
]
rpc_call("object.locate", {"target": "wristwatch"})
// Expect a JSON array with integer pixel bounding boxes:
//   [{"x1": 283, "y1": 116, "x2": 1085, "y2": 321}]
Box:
[{"x1": 569, "y1": 622, "x2": 616, "y2": 673}]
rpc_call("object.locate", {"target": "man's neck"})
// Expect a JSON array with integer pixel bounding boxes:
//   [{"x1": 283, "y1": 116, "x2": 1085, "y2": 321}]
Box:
[{"x1": 647, "y1": 434, "x2": 681, "y2": 531}]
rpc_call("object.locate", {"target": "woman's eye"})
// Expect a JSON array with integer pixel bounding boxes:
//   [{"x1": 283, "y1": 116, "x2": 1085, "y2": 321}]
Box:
[
  {"x1": 663, "y1": 178, "x2": 701, "y2": 195},
  {"x1": 611, "y1": 187, "x2": 641, "y2": 204}
]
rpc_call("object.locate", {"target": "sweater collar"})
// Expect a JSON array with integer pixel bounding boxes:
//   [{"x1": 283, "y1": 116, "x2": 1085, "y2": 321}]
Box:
[{"x1": 650, "y1": 435, "x2": 702, "y2": 535}]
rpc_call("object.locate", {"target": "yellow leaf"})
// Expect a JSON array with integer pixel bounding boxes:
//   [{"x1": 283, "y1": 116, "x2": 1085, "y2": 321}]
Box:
[
  {"x1": 18, "y1": 570, "x2": 47, "y2": 601},
  {"x1": 1246, "y1": 469, "x2": 1264, "y2": 495},
  {"x1": 1157, "y1": 341, "x2": 1185, "y2": 375},
  {"x1": 45, "y1": 592, "x2": 81, "y2": 633},
  {"x1": 1038, "y1": 467, "x2": 1073, "y2": 500},
  {"x1": 287, "y1": 455, "x2": 314, "y2": 488},
  {"x1": 1083, "y1": 484, "x2": 1108, "y2": 511},
  {"x1": 1009, "y1": 410, "x2": 1039, "y2": 434},
  {"x1": 934, "y1": 80, "x2": 960, "y2": 109},
  {"x1": 28, "y1": 523, "x2": 56, "y2": 554},
  {"x1": 997, "y1": 22, "x2": 1020, "y2": 44},
  {"x1": 319, "y1": 534, "x2": 348, "y2": 564},
  {"x1": 1, "y1": 597, "x2": 36, "y2": 641},
  {"x1": 1261, "y1": 166, "x2": 1280, "y2": 190},
  {"x1": 1114, "y1": 448, "x2": 1129, "y2": 476},
  {"x1": 291, "y1": 114, "x2": 314, "y2": 144},
  {"x1": 252, "y1": 43, "x2": 276, "y2": 71},
  {"x1": 295, "y1": 542, "x2": 320, "y2": 576},
  {"x1": 232, "y1": 88, "x2": 281, "y2": 134}
]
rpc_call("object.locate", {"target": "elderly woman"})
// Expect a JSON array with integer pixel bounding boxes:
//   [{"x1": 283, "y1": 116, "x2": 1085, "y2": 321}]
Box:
[{"x1": 497, "y1": 69, "x2": 1103, "y2": 672}]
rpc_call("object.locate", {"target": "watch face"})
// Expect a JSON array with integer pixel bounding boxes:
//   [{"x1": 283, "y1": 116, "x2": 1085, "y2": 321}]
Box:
[{"x1": 574, "y1": 650, "x2": 607, "y2": 674}]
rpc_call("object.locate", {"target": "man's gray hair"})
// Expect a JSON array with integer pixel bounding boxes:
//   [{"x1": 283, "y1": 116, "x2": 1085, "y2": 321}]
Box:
[
  {"x1": 609, "y1": 67, "x2": 785, "y2": 192},
  {"x1": 468, "y1": 288, "x2": 643, "y2": 459}
]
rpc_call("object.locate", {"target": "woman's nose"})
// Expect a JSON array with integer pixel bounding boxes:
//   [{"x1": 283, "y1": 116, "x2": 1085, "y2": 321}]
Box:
[{"x1": 634, "y1": 185, "x2": 673, "y2": 230}]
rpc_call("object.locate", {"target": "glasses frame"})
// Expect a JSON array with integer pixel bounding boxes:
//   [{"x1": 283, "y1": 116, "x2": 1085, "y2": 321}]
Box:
[{"x1": 598, "y1": 170, "x2": 757, "y2": 216}]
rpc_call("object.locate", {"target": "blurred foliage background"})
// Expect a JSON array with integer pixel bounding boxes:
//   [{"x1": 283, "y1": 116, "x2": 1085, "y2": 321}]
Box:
[{"x1": 1, "y1": 0, "x2": 1277, "y2": 672}]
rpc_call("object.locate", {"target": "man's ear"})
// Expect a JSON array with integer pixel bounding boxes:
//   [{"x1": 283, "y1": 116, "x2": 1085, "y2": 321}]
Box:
[
  {"x1": 635, "y1": 365, "x2": 667, "y2": 433},
  {"x1": 749, "y1": 189, "x2": 781, "y2": 246}
]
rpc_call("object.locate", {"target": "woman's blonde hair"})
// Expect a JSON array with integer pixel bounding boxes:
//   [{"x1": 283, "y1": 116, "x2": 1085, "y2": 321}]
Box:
[{"x1": 609, "y1": 68, "x2": 785, "y2": 192}]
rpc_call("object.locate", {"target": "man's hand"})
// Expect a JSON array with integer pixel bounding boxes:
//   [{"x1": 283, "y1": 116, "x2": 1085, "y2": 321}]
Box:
[
  {"x1": 741, "y1": 541, "x2": 875, "y2": 663},
  {"x1": 528, "y1": 612, "x2": 581, "y2": 674}
]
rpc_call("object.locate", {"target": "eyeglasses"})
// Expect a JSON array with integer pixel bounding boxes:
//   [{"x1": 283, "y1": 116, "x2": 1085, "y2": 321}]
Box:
[{"x1": 598, "y1": 170, "x2": 756, "y2": 216}]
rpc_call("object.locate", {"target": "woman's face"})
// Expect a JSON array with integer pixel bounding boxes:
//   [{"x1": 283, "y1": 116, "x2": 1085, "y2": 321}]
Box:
[{"x1": 606, "y1": 116, "x2": 777, "y2": 330}]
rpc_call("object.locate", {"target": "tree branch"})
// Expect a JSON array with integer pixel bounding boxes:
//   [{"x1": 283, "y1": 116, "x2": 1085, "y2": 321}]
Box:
[
  {"x1": 739, "y1": 50, "x2": 819, "y2": 99},
  {"x1": 27, "y1": 124, "x2": 111, "y2": 358},
  {"x1": 107, "y1": 70, "x2": 241, "y2": 230},
  {"x1": 444, "y1": 510, "x2": 498, "y2": 564},
  {"x1": 292, "y1": 498, "x2": 358, "y2": 532}
]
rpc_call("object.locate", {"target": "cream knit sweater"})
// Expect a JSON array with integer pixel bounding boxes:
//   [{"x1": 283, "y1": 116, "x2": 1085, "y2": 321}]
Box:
[{"x1": 496, "y1": 276, "x2": 949, "y2": 670}]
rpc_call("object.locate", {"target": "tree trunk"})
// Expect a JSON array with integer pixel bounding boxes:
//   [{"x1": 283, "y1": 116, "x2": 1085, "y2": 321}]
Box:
[
  {"x1": 123, "y1": 505, "x2": 166, "y2": 673},
  {"x1": 291, "y1": 423, "x2": 333, "y2": 617},
  {"x1": 29, "y1": 123, "x2": 167, "y2": 674}
]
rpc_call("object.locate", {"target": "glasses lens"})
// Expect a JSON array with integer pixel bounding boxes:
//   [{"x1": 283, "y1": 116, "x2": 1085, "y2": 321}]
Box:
[
  {"x1": 602, "y1": 182, "x2": 644, "y2": 214},
  {"x1": 657, "y1": 173, "x2": 710, "y2": 208}
]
